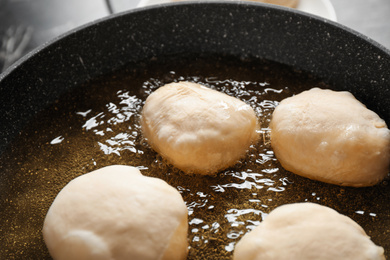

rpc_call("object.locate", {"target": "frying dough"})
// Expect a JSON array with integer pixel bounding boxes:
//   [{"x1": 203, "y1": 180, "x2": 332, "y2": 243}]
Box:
[
  {"x1": 141, "y1": 81, "x2": 259, "y2": 174},
  {"x1": 270, "y1": 88, "x2": 390, "y2": 187},
  {"x1": 43, "y1": 165, "x2": 188, "y2": 260},
  {"x1": 233, "y1": 202, "x2": 386, "y2": 260}
]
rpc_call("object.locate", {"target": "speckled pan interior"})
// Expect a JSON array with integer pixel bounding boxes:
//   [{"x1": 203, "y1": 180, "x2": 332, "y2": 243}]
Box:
[
  {"x1": 0, "y1": 2, "x2": 390, "y2": 259},
  {"x1": 0, "y1": 1, "x2": 389, "y2": 154}
]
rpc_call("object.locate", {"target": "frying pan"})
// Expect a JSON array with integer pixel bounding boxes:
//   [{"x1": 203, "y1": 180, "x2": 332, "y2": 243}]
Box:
[{"x1": 0, "y1": 1, "x2": 389, "y2": 259}]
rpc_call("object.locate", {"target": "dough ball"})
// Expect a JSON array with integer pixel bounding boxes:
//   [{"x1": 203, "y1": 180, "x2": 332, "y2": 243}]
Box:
[
  {"x1": 43, "y1": 165, "x2": 188, "y2": 260},
  {"x1": 233, "y1": 202, "x2": 385, "y2": 260},
  {"x1": 141, "y1": 81, "x2": 259, "y2": 175},
  {"x1": 270, "y1": 88, "x2": 390, "y2": 187}
]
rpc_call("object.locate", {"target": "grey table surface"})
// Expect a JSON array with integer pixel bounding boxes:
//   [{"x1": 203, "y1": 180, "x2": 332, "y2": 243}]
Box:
[{"x1": 0, "y1": 0, "x2": 389, "y2": 72}]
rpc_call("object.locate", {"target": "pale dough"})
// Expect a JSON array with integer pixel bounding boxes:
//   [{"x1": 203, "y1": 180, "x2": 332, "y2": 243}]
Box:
[
  {"x1": 141, "y1": 81, "x2": 259, "y2": 174},
  {"x1": 270, "y1": 88, "x2": 390, "y2": 187},
  {"x1": 43, "y1": 165, "x2": 188, "y2": 260},
  {"x1": 233, "y1": 202, "x2": 385, "y2": 260}
]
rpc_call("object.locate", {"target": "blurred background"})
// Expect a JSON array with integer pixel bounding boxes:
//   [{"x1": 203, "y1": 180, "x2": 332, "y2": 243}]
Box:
[{"x1": 0, "y1": 0, "x2": 389, "y2": 73}]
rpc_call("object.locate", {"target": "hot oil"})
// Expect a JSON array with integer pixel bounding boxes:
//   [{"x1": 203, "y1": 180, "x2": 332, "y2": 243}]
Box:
[{"x1": 0, "y1": 54, "x2": 389, "y2": 259}]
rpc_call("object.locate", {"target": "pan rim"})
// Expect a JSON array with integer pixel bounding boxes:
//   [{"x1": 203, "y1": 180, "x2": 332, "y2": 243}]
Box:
[{"x1": 1, "y1": 0, "x2": 389, "y2": 82}]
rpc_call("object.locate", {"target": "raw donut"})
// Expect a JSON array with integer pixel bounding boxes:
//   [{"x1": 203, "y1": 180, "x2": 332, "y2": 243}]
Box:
[
  {"x1": 233, "y1": 202, "x2": 385, "y2": 260},
  {"x1": 141, "y1": 81, "x2": 259, "y2": 175},
  {"x1": 270, "y1": 88, "x2": 390, "y2": 187},
  {"x1": 42, "y1": 165, "x2": 188, "y2": 260}
]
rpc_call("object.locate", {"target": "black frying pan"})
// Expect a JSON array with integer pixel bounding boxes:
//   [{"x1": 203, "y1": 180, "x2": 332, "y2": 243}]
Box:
[{"x1": 0, "y1": 2, "x2": 389, "y2": 259}]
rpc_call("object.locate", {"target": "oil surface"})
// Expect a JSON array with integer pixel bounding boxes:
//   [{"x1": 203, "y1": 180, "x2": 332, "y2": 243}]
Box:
[{"x1": 0, "y1": 54, "x2": 389, "y2": 259}]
